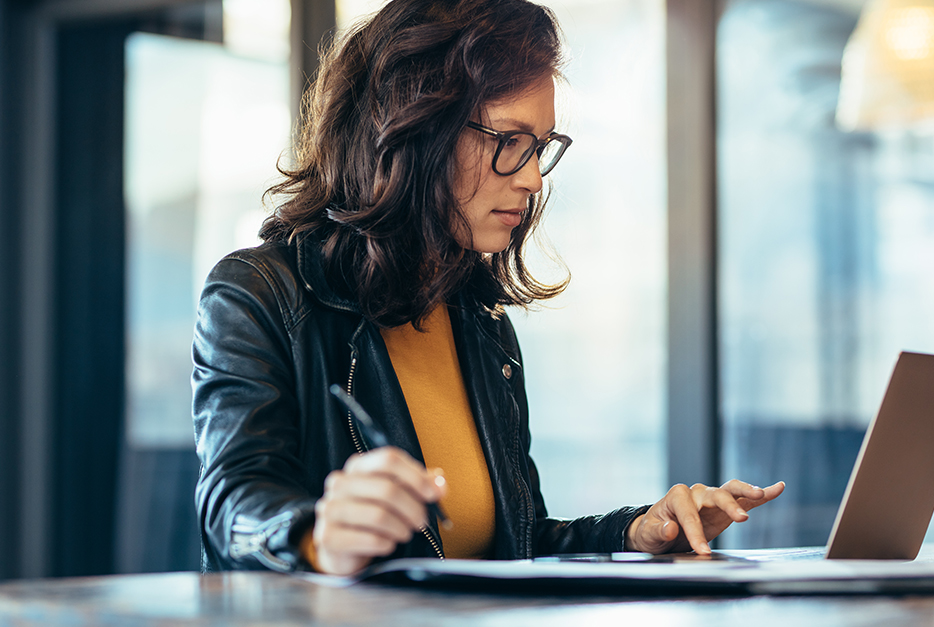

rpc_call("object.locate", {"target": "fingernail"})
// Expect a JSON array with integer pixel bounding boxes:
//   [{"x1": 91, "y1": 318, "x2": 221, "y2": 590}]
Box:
[
  {"x1": 434, "y1": 475, "x2": 446, "y2": 488},
  {"x1": 737, "y1": 508, "x2": 748, "y2": 517}
]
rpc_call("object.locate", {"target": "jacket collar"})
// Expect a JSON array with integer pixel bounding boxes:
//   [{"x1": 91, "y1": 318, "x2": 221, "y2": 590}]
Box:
[
  {"x1": 295, "y1": 233, "x2": 361, "y2": 314},
  {"x1": 295, "y1": 231, "x2": 502, "y2": 332}
]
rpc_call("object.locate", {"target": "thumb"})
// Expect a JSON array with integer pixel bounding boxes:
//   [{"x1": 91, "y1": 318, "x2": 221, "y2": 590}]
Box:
[
  {"x1": 661, "y1": 520, "x2": 680, "y2": 542},
  {"x1": 637, "y1": 518, "x2": 680, "y2": 553}
]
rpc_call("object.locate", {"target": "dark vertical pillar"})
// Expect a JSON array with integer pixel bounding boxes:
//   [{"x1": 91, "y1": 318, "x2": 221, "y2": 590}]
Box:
[
  {"x1": 51, "y1": 22, "x2": 130, "y2": 577},
  {"x1": 666, "y1": 0, "x2": 721, "y2": 488},
  {"x1": 0, "y1": 0, "x2": 21, "y2": 581}
]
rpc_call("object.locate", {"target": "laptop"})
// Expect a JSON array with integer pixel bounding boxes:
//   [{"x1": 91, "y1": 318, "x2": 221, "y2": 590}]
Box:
[
  {"x1": 307, "y1": 351, "x2": 934, "y2": 595},
  {"x1": 707, "y1": 348, "x2": 934, "y2": 563},
  {"x1": 823, "y1": 351, "x2": 934, "y2": 560}
]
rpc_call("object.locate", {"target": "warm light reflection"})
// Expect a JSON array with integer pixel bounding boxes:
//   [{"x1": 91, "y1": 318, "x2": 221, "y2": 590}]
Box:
[
  {"x1": 885, "y1": 6, "x2": 934, "y2": 60},
  {"x1": 837, "y1": 0, "x2": 934, "y2": 130}
]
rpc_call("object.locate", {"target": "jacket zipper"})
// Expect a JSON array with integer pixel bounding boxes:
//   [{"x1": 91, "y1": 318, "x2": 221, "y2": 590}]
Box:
[
  {"x1": 345, "y1": 352, "x2": 364, "y2": 453},
  {"x1": 229, "y1": 511, "x2": 296, "y2": 572},
  {"x1": 344, "y1": 345, "x2": 444, "y2": 560}
]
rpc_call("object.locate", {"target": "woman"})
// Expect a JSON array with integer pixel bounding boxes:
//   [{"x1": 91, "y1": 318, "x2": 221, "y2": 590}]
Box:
[{"x1": 192, "y1": 0, "x2": 782, "y2": 576}]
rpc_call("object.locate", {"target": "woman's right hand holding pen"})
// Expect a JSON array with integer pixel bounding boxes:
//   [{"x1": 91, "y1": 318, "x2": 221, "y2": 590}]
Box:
[{"x1": 306, "y1": 447, "x2": 446, "y2": 576}]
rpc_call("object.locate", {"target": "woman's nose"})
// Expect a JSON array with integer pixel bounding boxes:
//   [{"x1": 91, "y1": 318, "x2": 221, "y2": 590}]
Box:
[{"x1": 511, "y1": 154, "x2": 544, "y2": 194}]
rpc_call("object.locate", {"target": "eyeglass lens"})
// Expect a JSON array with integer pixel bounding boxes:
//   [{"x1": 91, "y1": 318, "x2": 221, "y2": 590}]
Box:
[
  {"x1": 537, "y1": 139, "x2": 565, "y2": 175},
  {"x1": 496, "y1": 133, "x2": 566, "y2": 175}
]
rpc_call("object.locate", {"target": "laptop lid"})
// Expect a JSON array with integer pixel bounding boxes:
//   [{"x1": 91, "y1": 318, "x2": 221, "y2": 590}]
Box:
[{"x1": 825, "y1": 351, "x2": 934, "y2": 559}]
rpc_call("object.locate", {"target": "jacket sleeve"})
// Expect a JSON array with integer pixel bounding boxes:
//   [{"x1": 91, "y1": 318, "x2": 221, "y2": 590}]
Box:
[
  {"x1": 192, "y1": 252, "x2": 316, "y2": 572},
  {"x1": 529, "y1": 457, "x2": 651, "y2": 555},
  {"x1": 496, "y1": 314, "x2": 652, "y2": 556}
]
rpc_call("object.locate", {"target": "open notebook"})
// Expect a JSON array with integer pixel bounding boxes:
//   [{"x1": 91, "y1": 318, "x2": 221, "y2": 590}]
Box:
[{"x1": 303, "y1": 351, "x2": 934, "y2": 595}]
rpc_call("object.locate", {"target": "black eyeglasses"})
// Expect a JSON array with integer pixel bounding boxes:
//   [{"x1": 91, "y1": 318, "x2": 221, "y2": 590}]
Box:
[{"x1": 466, "y1": 121, "x2": 572, "y2": 176}]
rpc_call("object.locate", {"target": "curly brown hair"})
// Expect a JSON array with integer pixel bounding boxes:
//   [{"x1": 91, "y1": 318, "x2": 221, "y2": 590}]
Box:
[{"x1": 261, "y1": 0, "x2": 569, "y2": 328}]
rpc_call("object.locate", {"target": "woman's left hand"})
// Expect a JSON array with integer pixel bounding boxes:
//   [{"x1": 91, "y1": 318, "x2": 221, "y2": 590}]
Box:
[{"x1": 625, "y1": 480, "x2": 785, "y2": 555}]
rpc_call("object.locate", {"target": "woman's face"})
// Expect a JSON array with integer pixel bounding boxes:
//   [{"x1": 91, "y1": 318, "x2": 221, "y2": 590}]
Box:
[{"x1": 453, "y1": 74, "x2": 556, "y2": 254}]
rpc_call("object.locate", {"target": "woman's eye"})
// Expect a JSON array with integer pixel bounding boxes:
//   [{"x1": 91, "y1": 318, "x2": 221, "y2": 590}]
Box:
[{"x1": 503, "y1": 137, "x2": 522, "y2": 150}]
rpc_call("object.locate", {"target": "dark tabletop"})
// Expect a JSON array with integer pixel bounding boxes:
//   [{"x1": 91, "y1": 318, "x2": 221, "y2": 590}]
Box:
[{"x1": 3, "y1": 570, "x2": 934, "y2": 626}]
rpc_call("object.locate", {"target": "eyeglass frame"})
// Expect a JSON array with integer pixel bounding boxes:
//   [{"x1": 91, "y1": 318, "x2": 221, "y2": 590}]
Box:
[{"x1": 465, "y1": 121, "x2": 572, "y2": 177}]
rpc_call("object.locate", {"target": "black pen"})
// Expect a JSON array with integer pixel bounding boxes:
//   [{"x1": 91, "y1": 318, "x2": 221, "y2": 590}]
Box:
[{"x1": 328, "y1": 384, "x2": 452, "y2": 530}]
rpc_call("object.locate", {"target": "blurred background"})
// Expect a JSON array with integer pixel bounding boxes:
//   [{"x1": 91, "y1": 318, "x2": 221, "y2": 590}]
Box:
[{"x1": 0, "y1": 0, "x2": 932, "y2": 579}]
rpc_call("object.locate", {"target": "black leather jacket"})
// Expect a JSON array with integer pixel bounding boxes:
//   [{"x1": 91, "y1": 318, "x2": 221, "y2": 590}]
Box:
[{"x1": 192, "y1": 237, "x2": 648, "y2": 572}]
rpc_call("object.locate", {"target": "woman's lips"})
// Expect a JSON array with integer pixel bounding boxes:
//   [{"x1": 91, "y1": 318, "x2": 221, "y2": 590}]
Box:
[{"x1": 492, "y1": 209, "x2": 524, "y2": 228}]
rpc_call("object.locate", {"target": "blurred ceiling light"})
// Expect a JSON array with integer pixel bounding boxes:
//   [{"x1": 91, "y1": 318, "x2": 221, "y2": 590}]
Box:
[
  {"x1": 223, "y1": 0, "x2": 291, "y2": 62},
  {"x1": 836, "y1": 0, "x2": 934, "y2": 130}
]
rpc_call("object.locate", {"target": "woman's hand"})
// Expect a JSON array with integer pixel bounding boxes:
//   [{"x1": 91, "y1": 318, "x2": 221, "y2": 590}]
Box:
[
  {"x1": 307, "y1": 447, "x2": 446, "y2": 576},
  {"x1": 626, "y1": 480, "x2": 785, "y2": 555}
]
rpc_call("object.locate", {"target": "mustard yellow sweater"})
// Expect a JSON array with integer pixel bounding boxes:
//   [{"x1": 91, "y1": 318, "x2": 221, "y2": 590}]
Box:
[
  {"x1": 380, "y1": 304, "x2": 496, "y2": 559},
  {"x1": 302, "y1": 305, "x2": 495, "y2": 567}
]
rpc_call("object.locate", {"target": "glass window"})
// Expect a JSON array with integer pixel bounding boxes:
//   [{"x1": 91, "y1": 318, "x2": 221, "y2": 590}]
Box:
[
  {"x1": 717, "y1": 0, "x2": 934, "y2": 548},
  {"x1": 515, "y1": 0, "x2": 667, "y2": 515},
  {"x1": 124, "y1": 0, "x2": 291, "y2": 447},
  {"x1": 337, "y1": 0, "x2": 385, "y2": 28}
]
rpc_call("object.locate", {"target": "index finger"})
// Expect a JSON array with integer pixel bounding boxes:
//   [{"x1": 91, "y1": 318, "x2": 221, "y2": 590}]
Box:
[
  {"x1": 666, "y1": 488, "x2": 711, "y2": 554},
  {"x1": 344, "y1": 447, "x2": 441, "y2": 503},
  {"x1": 719, "y1": 479, "x2": 765, "y2": 500},
  {"x1": 721, "y1": 479, "x2": 785, "y2": 509}
]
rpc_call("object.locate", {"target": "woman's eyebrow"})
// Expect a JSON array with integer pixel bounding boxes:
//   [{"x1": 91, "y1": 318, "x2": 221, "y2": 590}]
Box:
[{"x1": 489, "y1": 117, "x2": 557, "y2": 136}]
